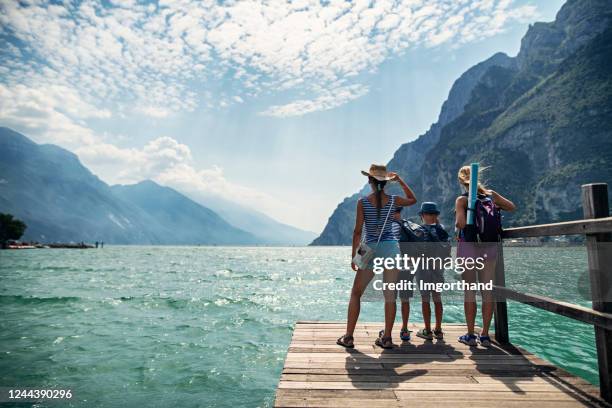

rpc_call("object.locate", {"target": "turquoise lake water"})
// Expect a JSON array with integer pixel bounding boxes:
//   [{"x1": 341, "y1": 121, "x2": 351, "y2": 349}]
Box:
[{"x1": 0, "y1": 246, "x2": 598, "y2": 407}]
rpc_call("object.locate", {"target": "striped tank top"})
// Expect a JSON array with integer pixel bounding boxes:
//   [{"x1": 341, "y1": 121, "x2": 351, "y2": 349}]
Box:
[{"x1": 362, "y1": 195, "x2": 401, "y2": 243}]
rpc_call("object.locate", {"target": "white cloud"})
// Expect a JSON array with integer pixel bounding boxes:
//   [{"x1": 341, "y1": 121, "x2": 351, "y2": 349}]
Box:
[
  {"x1": 0, "y1": 83, "x2": 98, "y2": 146},
  {"x1": 75, "y1": 134, "x2": 293, "y2": 223},
  {"x1": 134, "y1": 106, "x2": 171, "y2": 118},
  {"x1": 0, "y1": 0, "x2": 539, "y2": 229},
  {"x1": 261, "y1": 84, "x2": 369, "y2": 117},
  {"x1": 0, "y1": 0, "x2": 538, "y2": 121}
]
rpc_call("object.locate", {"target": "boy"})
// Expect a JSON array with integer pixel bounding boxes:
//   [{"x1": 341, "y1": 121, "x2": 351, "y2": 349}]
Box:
[
  {"x1": 415, "y1": 202, "x2": 449, "y2": 340},
  {"x1": 394, "y1": 207, "x2": 414, "y2": 342}
]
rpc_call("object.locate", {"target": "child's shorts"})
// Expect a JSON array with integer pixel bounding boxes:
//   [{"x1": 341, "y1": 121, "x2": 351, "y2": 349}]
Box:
[
  {"x1": 416, "y1": 268, "x2": 444, "y2": 300},
  {"x1": 398, "y1": 269, "x2": 414, "y2": 302}
]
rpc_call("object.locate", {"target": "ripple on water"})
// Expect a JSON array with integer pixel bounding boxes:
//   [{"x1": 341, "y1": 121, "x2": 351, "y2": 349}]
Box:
[{"x1": 0, "y1": 246, "x2": 599, "y2": 408}]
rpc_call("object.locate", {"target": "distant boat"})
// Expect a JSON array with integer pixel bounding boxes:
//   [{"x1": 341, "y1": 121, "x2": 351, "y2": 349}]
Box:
[{"x1": 6, "y1": 241, "x2": 36, "y2": 249}]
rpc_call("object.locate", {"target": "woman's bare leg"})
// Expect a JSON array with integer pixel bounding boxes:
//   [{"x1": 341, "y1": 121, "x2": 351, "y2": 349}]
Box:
[
  {"x1": 463, "y1": 268, "x2": 477, "y2": 335},
  {"x1": 478, "y1": 260, "x2": 496, "y2": 336},
  {"x1": 401, "y1": 301, "x2": 410, "y2": 330},
  {"x1": 345, "y1": 269, "x2": 375, "y2": 336},
  {"x1": 383, "y1": 268, "x2": 399, "y2": 338}
]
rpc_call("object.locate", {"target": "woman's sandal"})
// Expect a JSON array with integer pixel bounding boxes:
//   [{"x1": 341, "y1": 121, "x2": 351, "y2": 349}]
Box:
[
  {"x1": 336, "y1": 334, "x2": 354, "y2": 348},
  {"x1": 375, "y1": 331, "x2": 394, "y2": 349},
  {"x1": 479, "y1": 335, "x2": 491, "y2": 347}
]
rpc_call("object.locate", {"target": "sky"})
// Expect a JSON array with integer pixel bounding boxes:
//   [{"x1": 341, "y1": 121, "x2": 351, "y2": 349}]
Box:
[{"x1": 0, "y1": 0, "x2": 565, "y2": 233}]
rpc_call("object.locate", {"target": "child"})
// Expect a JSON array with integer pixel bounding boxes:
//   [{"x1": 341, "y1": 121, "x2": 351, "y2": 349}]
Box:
[
  {"x1": 414, "y1": 202, "x2": 449, "y2": 340},
  {"x1": 394, "y1": 207, "x2": 413, "y2": 342}
]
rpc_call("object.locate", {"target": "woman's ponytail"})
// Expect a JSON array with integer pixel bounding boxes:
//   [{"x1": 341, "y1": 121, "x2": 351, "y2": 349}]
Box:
[{"x1": 374, "y1": 179, "x2": 387, "y2": 220}]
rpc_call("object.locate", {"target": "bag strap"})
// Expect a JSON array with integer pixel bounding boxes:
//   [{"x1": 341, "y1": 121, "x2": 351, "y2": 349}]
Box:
[{"x1": 375, "y1": 195, "x2": 394, "y2": 247}]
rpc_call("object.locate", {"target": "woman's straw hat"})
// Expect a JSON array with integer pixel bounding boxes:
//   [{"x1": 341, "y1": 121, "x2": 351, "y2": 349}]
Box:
[{"x1": 361, "y1": 164, "x2": 392, "y2": 181}]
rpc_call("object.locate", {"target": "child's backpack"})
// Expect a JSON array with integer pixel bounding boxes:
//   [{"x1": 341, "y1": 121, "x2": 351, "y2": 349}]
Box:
[
  {"x1": 398, "y1": 219, "x2": 428, "y2": 242},
  {"x1": 399, "y1": 220, "x2": 451, "y2": 260},
  {"x1": 462, "y1": 194, "x2": 503, "y2": 242}
]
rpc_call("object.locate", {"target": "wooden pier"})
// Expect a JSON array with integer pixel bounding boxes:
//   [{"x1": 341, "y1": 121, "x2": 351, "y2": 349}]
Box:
[
  {"x1": 275, "y1": 184, "x2": 612, "y2": 407},
  {"x1": 275, "y1": 321, "x2": 607, "y2": 407}
]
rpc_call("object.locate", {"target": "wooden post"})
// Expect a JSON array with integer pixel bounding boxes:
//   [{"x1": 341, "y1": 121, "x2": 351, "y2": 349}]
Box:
[
  {"x1": 494, "y1": 244, "x2": 510, "y2": 344},
  {"x1": 582, "y1": 183, "x2": 612, "y2": 402}
]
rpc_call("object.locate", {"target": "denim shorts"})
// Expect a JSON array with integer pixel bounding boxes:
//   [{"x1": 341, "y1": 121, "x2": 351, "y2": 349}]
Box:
[{"x1": 367, "y1": 240, "x2": 400, "y2": 269}]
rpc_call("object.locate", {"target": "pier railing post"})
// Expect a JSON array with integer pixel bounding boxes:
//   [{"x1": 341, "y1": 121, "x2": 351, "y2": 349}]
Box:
[
  {"x1": 494, "y1": 244, "x2": 510, "y2": 344},
  {"x1": 582, "y1": 183, "x2": 612, "y2": 402}
]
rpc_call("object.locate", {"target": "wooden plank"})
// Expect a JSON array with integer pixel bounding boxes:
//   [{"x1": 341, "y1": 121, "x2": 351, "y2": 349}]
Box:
[
  {"x1": 275, "y1": 388, "x2": 397, "y2": 399},
  {"x1": 394, "y1": 391, "x2": 605, "y2": 404},
  {"x1": 280, "y1": 373, "x2": 477, "y2": 383},
  {"x1": 287, "y1": 342, "x2": 526, "y2": 351},
  {"x1": 288, "y1": 344, "x2": 526, "y2": 352},
  {"x1": 275, "y1": 397, "x2": 401, "y2": 407},
  {"x1": 282, "y1": 367, "x2": 574, "y2": 376},
  {"x1": 277, "y1": 398, "x2": 593, "y2": 408},
  {"x1": 583, "y1": 183, "x2": 612, "y2": 403},
  {"x1": 277, "y1": 380, "x2": 601, "y2": 392},
  {"x1": 494, "y1": 286, "x2": 612, "y2": 330},
  {"x1": 501, "y1": 216, "x2": 612, "y2": 238},
  {"x1": 284, "y1": 359, "x2": 548, "y2": 367},
  {"x1": 284, "y1": 352, "x2": 546, "y2": 360},
  {"x1": 274, "y1": 322, "x2": 607, "y2": 407},
  {"x1": 280, "y1": 374, "x2": 592, "y2": 386},
  {"x1": 282, "y1": 363, "x2": 559, "y2": 371},
  {"x1": 284, "y1": 353, "x2": 552, "y2": 365}
]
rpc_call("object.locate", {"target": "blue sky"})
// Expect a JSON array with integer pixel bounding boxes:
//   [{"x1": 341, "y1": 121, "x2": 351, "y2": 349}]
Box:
[{"x1": 0, "y1": 0, "x2": 564, "y2": 232}]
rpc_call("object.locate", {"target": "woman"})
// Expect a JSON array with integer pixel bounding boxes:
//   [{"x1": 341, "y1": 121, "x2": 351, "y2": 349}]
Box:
[
  {"x1": 337, "y1": 164, "x2": 417, "y2": 349},
  {"x1": 455, "y1": 165, "x2": 515, "y2": 347}
]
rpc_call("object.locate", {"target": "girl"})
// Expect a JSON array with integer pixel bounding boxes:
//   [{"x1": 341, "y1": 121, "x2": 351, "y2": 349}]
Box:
[
  {"x1": 337, "y1": 164, "x2": 417, "y2": 349},
  {"x1": 455, "y1": 165, "x2": 515, "y2": 347}
]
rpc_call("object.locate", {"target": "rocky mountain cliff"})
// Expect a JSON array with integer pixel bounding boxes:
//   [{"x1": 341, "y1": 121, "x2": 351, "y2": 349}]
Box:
[{"x1": 312, "y1": 0, "x2": 612, "y2": 245}]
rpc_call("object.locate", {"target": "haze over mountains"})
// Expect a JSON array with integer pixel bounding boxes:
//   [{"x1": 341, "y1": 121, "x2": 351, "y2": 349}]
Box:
[
  {"x1": 312, "y1": 0, "x2": 612, "y2": 245},
  {"x1": 0, "y1": 127, "x2": 315, "y2": 245}
]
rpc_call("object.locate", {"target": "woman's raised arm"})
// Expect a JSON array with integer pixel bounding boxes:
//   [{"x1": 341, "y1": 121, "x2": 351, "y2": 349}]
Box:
[
  {"x1": 388, "y1": 172, "x2": 417, "y2": 207},
  {"x1": 490, "y1": 190, "x2": 516, "y2": 211}
]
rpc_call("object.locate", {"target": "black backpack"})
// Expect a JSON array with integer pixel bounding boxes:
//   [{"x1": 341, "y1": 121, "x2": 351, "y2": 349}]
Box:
[
  {"x1": 398, "y1": 219, "x2": 428, "y2": 242},
  {"x1": 399, "y1": 220, "x2": 451, "y2": 259}
]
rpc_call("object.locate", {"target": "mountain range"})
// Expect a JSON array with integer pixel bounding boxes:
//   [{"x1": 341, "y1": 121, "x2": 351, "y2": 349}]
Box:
[
  {"x1": 0, "y1": 127, "x2": 315, "y2": 245},
  {"x1": 312, "y1": 0, "x2": 612, "y2": 245}
]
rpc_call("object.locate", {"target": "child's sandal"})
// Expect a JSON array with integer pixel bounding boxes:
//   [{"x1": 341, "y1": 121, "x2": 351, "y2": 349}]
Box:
[{"x1": 400, "y1": 328, "x2": 411, "y2": 341}]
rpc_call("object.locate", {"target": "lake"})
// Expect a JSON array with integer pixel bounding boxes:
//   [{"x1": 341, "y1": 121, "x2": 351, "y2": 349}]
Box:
[{"x1": 0, "y1": 246, "x2": 597, "y2": 407}]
